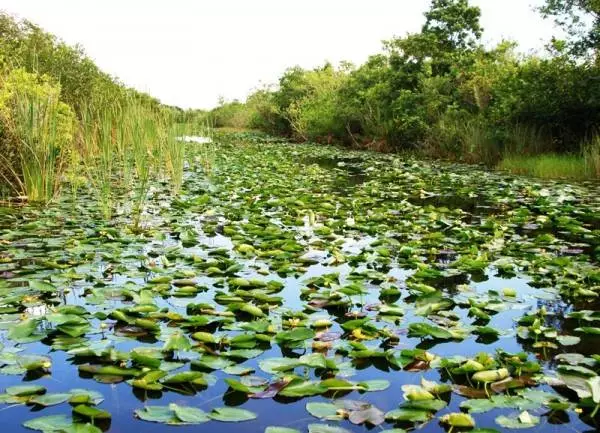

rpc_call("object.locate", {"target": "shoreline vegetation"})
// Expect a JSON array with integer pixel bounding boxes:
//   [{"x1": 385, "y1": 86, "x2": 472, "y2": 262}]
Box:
[
  {"x1": 2, "y1": 0, "x2": 600, "y2": 213},
  {"x1": 2, "y1": 3, "x2": 600, "y2": 433},
  {"x1": 192, "y1": 1, "x2": 600, "y2": 180},
  {"x1": 0, "y1": 11, "x2": 204, "y2": 215}
]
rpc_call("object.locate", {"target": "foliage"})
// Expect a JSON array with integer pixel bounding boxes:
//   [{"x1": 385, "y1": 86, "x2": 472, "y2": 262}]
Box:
[
  {"x1": 539, "y1": 0, "x2": 600, "y2": 55},
  {"x1": 0, "y1": 12, "x2": 190, "y2": 206},
  {"x1": 0, "y1": 68, "x2": 75, "y2": 201},
  {"x1": 2, "y1": 132, "x2": 600, "y2": 432},
  {"x1": 212, "y1": 0, "x2": 600, "y2": 176}
]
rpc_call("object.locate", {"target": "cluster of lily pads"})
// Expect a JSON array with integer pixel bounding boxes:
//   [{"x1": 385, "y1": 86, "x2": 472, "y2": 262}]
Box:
[{"x1": 0, "y1": 131, "x2": 599, "y2": 433}]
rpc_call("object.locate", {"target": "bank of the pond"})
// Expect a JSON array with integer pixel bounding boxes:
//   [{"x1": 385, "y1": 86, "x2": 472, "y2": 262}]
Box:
[{"x1": 0, "y1": 135, "x2": 599, "y2": 433}]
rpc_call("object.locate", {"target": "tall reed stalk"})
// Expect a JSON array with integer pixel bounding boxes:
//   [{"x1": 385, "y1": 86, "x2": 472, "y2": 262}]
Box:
[
  {"x1": 7, "y1": 88, "x2": 74, "y2": 202},
  {"x1": 583, "y1": 135, "x2": 600, "y2": 178}
]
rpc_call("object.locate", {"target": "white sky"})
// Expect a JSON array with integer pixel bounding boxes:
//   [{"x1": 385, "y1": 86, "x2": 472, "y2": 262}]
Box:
[{"x1": 0, "y1": 0, "x2": 559, "y2": 109}]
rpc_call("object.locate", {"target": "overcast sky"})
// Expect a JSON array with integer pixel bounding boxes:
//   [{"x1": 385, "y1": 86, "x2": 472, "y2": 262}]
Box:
[{"x1": 0, "y1": 0, "x2": 559, "y2": 109}]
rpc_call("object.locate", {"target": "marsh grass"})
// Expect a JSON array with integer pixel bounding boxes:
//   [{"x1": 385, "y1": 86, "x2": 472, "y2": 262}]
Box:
[
  {"x1": 75, "y1": 98, "x2": 192, "y2": 228},
  {"x1": 163, "y1": 123, "x2": 188, "y2": 193},
  {"x1": 79, "y1": 103, "x2": 117, "y2": 218},
  {"x1": 497, "y1": 154, "x2": 593, "y2": 180},
  {"x1": 583, "y1": 135, "x2": 600, "y2": 178},
  {"x1": 6, "y1": 89, "x2": 73, "y2": 202}
]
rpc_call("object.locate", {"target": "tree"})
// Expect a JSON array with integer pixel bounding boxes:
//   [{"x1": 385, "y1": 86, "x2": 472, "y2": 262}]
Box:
[
  {"x1": 540, "y1": 0, "x2": 600, "y2": 55},
  {"x1": 423, "y1": 0, "x2": 483, "y2": 52}
]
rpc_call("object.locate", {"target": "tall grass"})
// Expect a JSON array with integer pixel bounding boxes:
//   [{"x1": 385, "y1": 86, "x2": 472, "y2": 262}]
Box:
[
  {"x1": 2, "y1": 88, "x2": 74, "y2": 202},
  {"x1": 583, "y1": 135, "x2": 600, "y2": 178},
  {"x1": 79, "y1": 102, "x2": 118, "y2": 218},
  {"x1": 497, "y1": 154, "x2": 592, "y2": 180},
  {"x1": 503, "y1": 123, "x2": 551, "y2": 155},
  {"x1": 163, "y1": 123, "x2": 188, "y2": 193},
  {"x1": 76, "y1": 98, "x2": 190, "y2": 228}
]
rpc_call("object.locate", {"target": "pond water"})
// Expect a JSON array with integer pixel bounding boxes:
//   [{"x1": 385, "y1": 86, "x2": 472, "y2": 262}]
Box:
[{"x1": 1, "y1": 136, "x2": 600, "y2": 433}]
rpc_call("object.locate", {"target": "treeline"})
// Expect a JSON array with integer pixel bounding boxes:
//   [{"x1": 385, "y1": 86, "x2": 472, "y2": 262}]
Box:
[
  {"x1": 0, "y1": 12, "x2": 190, "y2": 207},
  {"x1": 208, "y1": 0, "x2": 600, "y2": 175}
]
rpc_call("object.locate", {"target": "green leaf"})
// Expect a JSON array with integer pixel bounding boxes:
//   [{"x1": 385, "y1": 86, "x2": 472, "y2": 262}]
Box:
[
  {"x1": 62, "y1": 424, "x2": 102, "y2": 433},
  {"x1": 306, "y1": 402, "x2": 342, "y2": 420},
  {"x1": 265, "y1": 428, "x2": 301, "y2": 433},
  {"x1": 8, "y1": 319, "x2": 39, "y2": 340},
  {"x1": 30, "y1": 393, "x2": 71, "y2": 406},
  {"x1": 23, "y1": 415, "x2": 72, "y2": 431},
  {"x1": 208, "y1": 407, "x2": 257, "y2": 422},
  {"x1": 135, "y1": 406, "x2": 179, "y2": 424},
  {"x1": 556, "y1": 335, "x2": 581, "y2": 346},
  {"x1": 171, "y1": 404, "x2": 210, "y2": 424},
  {"x1": 408, "y1": 323, "x2": 453, "y2": 340},
  {"x1": 385, "y1": 408, "x2": 431, "y2": 422},
  {"x1": 72, "y1": 404, "x2": 111, "y2": 419},
  {"x1": 6, "y1": 385, "x2": 46, "y2": 396},
  {"x1": 278, "y1": 380, "x2": 326, "y2": 397},
  {"x1": 440, "y1": 413, "x2": 476, "y2": 428},
  {"x1": 307, "y1": 424, "x2": 352, "y2": 433},
  {"x1": 162, "y1": 332, "x2": 192, "y2": 351},
  {"x1": 359, "y1": 379, "x2": 390, "y2": 391},
  {"x1": 495, "y1": 411, "x2": 539, "y2": 429}
]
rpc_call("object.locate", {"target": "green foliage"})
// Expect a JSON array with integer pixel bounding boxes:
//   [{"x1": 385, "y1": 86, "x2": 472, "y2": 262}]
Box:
[
  {"x1": 210, "y1": 99, "x2": 255, "y2": 129},
  {"x1": 0, "y1": 12, "x2": 191, "y2": 205},
  {"x1": 0, "y1": 68, "x2": 75, "y2": 201},
  {"x1": 539, "y1": 0, "x2": 600, "y2": 55},
  {"x1": 223, "y1": 0, "x2": 600, "y2": 177},
  {"x1": 497, "y1": 154, "x2": 592, "y2": 179}
]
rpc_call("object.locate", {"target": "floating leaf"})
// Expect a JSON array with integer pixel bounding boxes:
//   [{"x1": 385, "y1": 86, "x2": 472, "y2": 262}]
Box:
[{"x1": 208, "y1": 407, "x2": 257, "y2": 422}]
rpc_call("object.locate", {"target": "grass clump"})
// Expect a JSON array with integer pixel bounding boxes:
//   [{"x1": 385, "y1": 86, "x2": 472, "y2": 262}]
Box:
[
  {"x1": 497, "y1": 154, "x2": 592, "y2": 180},
  {"x1": 0, "y1": 69, "x2": 75, "y2": 202}
]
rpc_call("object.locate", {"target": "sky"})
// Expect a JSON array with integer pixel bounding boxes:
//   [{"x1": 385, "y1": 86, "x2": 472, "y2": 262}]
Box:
[{"x1": 0, "y1": 0, "x2": 560, "y2": 110}]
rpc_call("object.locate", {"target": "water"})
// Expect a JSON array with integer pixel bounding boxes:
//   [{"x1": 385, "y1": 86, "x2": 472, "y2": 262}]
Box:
[{"x1": 1, "y1": 141, "x2": 599, "y2": 432}]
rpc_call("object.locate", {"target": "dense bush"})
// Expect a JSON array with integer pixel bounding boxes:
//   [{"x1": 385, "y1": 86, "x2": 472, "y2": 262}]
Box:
[{"x1": 222, "y1": 0, "x2": 600, "y2": 169}]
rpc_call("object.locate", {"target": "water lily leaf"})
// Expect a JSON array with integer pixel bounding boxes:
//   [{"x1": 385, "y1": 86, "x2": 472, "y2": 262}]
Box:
[
  {"x1": 162, "y1": 333, "x2": 192, "y2": 351},
  {"x1": 30, "y1": 393, "x2": 71, "y2": 406},
  {"x1": 68, "y1": 389, "x2": 104, "y2": 406},
  {"x1": 556, "y1": 335, "x2": 581, "y2": 346},
  {"x1": 223, "y1": 365, "x2": 254, "y2": 375},
  {"x1": 251, "y1": 379, "x2": 292, "y2": 399},
  {"x1": 403, "y1": 399, "x2": 447, "y2": 411},
  {"x1": 278, "y1": 379, "x2": 327, "y2": 397},
  {"x1": 440, "y1": 413, "x2": 475, "y2": 428},
  {"x1": 8, "y1": 319, "x2": 40, "y2": 340},
  {"x1": 72, "y1": 404, "x2": 111, "y2": 419},
  {"x1": 135, "y1": 406, "x2": 179, "y2": 424},
  {"x1": 275, "y1": 328, "x2": 315, "y2": 344},
  {"x1": 208, "y1": 407, "x2": 257, "y2": 422},
  {"x1": 472, "y1": 368, "x2": 510, "y2": 383},
  {"x1": 259, "y1": 357, "x2": 300, "y2": 374},
  {"x1": 162, "y1": 371, "x2": 210, "y2": 385},
  {"x1": 306, "y1": 402, "x2": 342, "y2": 420},
  {"x1": 385, "y1": 408, "x2": 432, "y2": 422},
  {"x1": 358, "y1": 380, "x2": 390, "y2": 391},
  {"x1": 171, "y1": 404, "x2": 210, "y2": 423},
  {"x1": 408, "y1": 323, "x2": 453, "y2": 340},
  {"x1": 307, "y1": 424, "x2": 352, "y2": 433},
  {"x1": 495, "y1": 411, "x2": 539, "y2": 429},
  {"x1": 265, "y1": 428, "x2": 301, "y2": 433},
  {"x1": 348, "y1": 406, "x2": 385, "y2": 425},
  {"x1": 192, "y1": 355, "x2": 235, "y2": 370},
  {"x1": 23, "y1": 415, "x2": 72, "y2": 431},
  {"x1": 6, "y1": 385, "x2": 46, "y2": 396},
  {"x1": 62, "y1": 424, "x2": 102, "y2": 433},
  {"x1": 575, "y1": 327, "x2": 600, "y2": 335}
]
